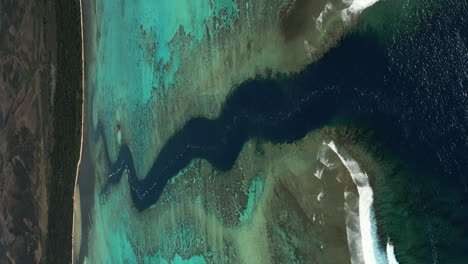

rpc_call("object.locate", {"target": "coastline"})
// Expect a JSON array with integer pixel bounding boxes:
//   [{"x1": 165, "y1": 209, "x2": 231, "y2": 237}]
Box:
[
  {"x1": 71, "y1": 0, "x2": 86, "y2": 262},
  {"x1": 46, "y1": 0, "x2": 83, "y2": 262}
]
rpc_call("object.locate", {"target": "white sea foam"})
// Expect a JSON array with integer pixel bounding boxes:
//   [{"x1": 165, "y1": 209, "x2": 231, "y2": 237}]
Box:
[
  {"x1": 314, "y1": 167, "x2": 324, "y2": 179},
  {"x1": 326, "y1": 141, "x2": 399, "y2": 264},
  {"x1": 386, "y1": 239, "x2": 399, "y2": 264},
  {"x1": 319, "y1": 156, "x2": 335, "y2": 168},
  {"x1": 317, "y1": 191, "x2": 325, "y2": 201},
  {"x1": 344, "y1": 190, "x2": 364, "y2": 264},
  {"x1": 318, "y1": 144, "x2": 335, "y2": 168},
  {"x1": 316, "y1": 2, "x2": 334, "y2": 31},
  {"x1": 341, "y1": 0, "x2": 381, "y2": 22}
]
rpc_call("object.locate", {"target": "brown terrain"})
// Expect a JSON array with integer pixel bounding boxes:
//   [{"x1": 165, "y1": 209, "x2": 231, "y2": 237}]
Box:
[{"x1": 0, "y1": 0, "x2": 56, "y2": 262}]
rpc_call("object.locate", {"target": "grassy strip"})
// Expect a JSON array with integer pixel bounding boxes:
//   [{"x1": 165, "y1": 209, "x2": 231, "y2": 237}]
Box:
[{"x1": 46, "y1": 0, "x2": 83, "y2": 263}]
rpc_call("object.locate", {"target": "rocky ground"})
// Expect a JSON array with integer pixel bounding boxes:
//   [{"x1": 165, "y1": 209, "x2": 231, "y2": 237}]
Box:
[{"x1": 0, "y1": 0, "x2": 56, "y2": 262}]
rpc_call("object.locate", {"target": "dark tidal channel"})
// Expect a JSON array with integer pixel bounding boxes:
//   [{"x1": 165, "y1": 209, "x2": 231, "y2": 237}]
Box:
[
  {"x1": 98, "y1": 28, "x2": 467, "y2": 212},
  {"x1": 99, "y1": 35, "x2": 385, "y2": 211},
  {"x1": 98, "y1": 28, "x2": 464, "y2": 213}
]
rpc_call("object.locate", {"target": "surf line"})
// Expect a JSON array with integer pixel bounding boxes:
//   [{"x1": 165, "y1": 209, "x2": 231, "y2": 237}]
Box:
[
  {"x1": 327, "y1": 141, "x2": 399, "y2": 264},
  {"x1": 71, "y1": 0, "x2": 86, "y2": 262}
]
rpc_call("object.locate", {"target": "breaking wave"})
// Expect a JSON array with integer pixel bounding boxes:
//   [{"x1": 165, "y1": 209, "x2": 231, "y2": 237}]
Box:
[{"x1": 327, "y1": 141, "x2": 399, "y2": 264}]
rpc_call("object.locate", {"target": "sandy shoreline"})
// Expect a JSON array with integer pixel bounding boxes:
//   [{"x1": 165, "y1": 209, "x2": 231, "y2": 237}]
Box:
[{"x1": 71, "y1": 0, "x2": 86, "y2": 262}]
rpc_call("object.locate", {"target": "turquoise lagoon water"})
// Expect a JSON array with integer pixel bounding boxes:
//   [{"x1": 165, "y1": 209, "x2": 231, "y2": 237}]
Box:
[
  {"x1": 91, "y1": 0, "x2": 239, "y2": 179},
  {"x1": 83, "y1": 0, "x2": 242, "y2": 262}
]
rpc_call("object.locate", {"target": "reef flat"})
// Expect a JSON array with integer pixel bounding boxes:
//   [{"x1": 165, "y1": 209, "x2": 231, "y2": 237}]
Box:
[{"x1": 74, "y1": 0, "x2": 467, "y2": 263}]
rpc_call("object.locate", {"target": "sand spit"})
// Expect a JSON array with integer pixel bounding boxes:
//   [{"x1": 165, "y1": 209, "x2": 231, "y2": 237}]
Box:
[{"x1": 71, "y1": 0, "x2": 86, "y2": 262}]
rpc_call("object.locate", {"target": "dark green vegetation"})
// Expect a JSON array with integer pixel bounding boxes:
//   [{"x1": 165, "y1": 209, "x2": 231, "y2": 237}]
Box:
[{"x1": 46, "y1": 0, "x2": 82, "y2": 263}]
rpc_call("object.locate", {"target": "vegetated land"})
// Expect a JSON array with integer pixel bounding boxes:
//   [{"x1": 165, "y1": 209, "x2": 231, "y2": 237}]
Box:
[
  {"x1": 46, "y1": 0, "x2": 83, "y2": 263},
  {"x1": 0, "y1": 0, "x2": 56, "y2": 262}
]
